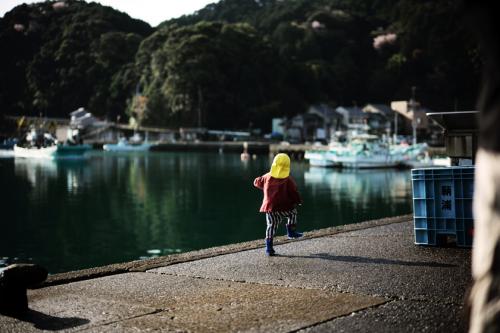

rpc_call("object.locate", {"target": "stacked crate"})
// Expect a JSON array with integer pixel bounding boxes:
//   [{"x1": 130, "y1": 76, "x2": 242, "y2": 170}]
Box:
[{"x1": 411, "y1": 167, "x2": 474, "y2": 247}]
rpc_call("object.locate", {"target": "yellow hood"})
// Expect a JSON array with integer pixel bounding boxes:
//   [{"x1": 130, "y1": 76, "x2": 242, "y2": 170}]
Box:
[{"x1": 270, "y1": 153, "x2": 290, "y2": 179}]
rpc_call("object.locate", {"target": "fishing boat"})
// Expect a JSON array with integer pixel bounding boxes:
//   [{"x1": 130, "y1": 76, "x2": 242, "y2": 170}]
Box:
[
  {"x1": 14, "y1": 143, "x2": 92, "y2": 159},
  {"x1": 0, "y1": 138, "x2": 17, "y2": 150},
  {"x1": 0, "y1": 138, "x2": 18, "y2": 157},
  {"x1": 391, "y1": 142, "x2": 451, "y2": 168},
  {"x1": 304, "y1": 134, "x2": 444, "y2": 169},
  {"x1": 306, "y1": 135, "x2": 403, "y2": 169},
  {"x1": 56, "y1": 144, "x2": 93, "y2": 158},
  {"x1": 103, "y1": 135, "x2": 153, "y2": 152},
  {"x1": 13, "y1": 129, "x2": 92, "y2": 159},
  {"x1": 305, "y1": 135, "x2": 446, "y2": 169},
  {"x1": 13, "y1": 144, "x2": 58, "y2": 159},
  {"x1": 13, "y1": 144, "x2": 92, "y2": 159},
  {"x1": 304, "y1": 149, "x2": 338, "y2": 167},
  {"x1": 334, "y1": 138, "x2": 401, "y2": 168}
]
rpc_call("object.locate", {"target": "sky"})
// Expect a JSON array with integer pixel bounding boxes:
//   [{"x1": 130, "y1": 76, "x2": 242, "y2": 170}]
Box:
[{"x1": 0, "y1": 0, "x2": 218, "y2": 26}]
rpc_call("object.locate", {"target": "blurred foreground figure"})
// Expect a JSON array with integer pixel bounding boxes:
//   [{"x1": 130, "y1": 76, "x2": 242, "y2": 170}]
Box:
[{"x1": 467, "y1": 2, "x2": 500, "y2": 332}]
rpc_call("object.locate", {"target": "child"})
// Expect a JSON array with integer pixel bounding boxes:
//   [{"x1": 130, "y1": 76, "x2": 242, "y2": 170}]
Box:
[{"x1": 253, "y1": 153, "x2": 303, "y2": 256}]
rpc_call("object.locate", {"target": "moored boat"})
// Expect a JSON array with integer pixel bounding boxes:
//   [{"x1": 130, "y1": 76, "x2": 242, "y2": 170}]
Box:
[
  {"x1": 304, "y1": 135, "x2": 445, "y2": 169},
  {"x1": 304, "y1": 150, "x2": 337, "y2": 167},
  {"x1": 55, "y1": 143, "x2": 93, "y2": 158},
  {"x1": 305, "y1": 135, "x2": 403, "y2": 169},
  {"x1": 103, "y1": 137, "x2": 152, "y2": 152},
  {"x1": 0, "y1": 138, "x2": 18, "y2": 157},
  {"x1": 0, "y1": 138, "x2": 18, "y2": 150},
  {"x1": 13, "y1": 128, "x2": 92, "y2": 159},
  {"x1": 13, "y1": 144, "x2": 92, "y2": 159},
  {"x1": 13, "y1": 145, "x2": 58, "y2": 159}
]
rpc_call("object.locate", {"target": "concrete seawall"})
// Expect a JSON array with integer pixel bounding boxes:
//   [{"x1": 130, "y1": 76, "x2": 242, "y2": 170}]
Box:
[
  {"x1": 151, "y1": 141, "x2": 270, "y2": 155},
  {"x1": 1, "y1": 214, "x2": 471, "y2": 333},
  {"x1": 40, "y1": 214, "x2": 413, "y2": 287}
]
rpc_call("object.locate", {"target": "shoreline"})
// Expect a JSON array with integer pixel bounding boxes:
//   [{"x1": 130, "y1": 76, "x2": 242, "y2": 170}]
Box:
[
  {"x1": 2, "y1": 212, "x2": 471, "y2": 333},
  {"x1": 40, "y1": 214, "x2": 412, "y2": 288}
]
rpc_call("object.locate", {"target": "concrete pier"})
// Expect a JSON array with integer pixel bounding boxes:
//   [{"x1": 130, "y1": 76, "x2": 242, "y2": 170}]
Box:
[
  {"x1": 0, "y1": 214, "x2": 471, "y2": 332},
  {"x1": 152, "y1": 141, "x2": 270, "y2": 155}
]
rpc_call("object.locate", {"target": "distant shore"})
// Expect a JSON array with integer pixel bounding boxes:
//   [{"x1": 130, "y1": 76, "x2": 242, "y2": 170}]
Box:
[{"x1": 86, "y1": 141, "x2": 446, "y2": 160}]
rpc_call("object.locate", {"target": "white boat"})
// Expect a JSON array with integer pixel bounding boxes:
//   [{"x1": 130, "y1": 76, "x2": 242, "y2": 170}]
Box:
[
  {"x1": 103, "y1": 137, "x2": 153, "y2": 152},
  {"x1": 403, "y1": 156, "x2": 451, "y2": 168},
  {"x1": 13, "y1": 144, "x2": 92, "y2": 159},
  {"x1": 13, "y1": 145, "x2": 58, "y2": 159},
  {"x1": 333, "y1": 146, "x2": 401, "y2": 168},
  {"x1": 304, "y1": 135, "x2": 447, "y2": 169},
  {"x1": 305, "y1": 135, "x2": 403, "y2": 169},
  {"x1": 13, "y1": 127, "x2": 92, "y2": 159},
  {"x1": 392, "y1": 143, "x2": 451, "y2": 168},
  {"x1": 304, "y1": 150, "x2": 337, "y2": 167}
]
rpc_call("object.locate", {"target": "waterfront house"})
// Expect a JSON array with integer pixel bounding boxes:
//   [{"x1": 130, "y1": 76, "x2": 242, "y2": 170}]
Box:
[
  {"x1": 276, "y1": 104, "x2": 342, "y2": 143},
  {"x1": 307, "y1": 104, "x2": 343, "y2": 142},
  {"x1": 64, "y1": 107, "x2": 112, "y2": 143},
  {"x1": 362, "y1": 104, "x2": 393, "y2": 135},
  {"x1": 285, "y1": 113, "x2": 320, "y2": 143},
  {"x1": 179, "y1": 127, "x2": 207, "y2": 141},
  {"x1": 390, "y1": 100, "x2": 430, "y2": 141},
  {"x1": 63, "y1": 107, "x2": 176, "y2": 143},
  {"x1": 335, "y1": 106, "x2": 367, "y2": 127},
  {"x1": 334, "y1": 106, "x2": 372, "y2": 139},
  {"x1": 276, "y1": 104, "x2": 389, "y2": 143},
  {"x1": 70, "y1": 107, "x2": 97, "y2": 129},
  {"x1": 271, "y1": 118, "x2": 286, "y2": 139},
  {"x1": 269, "y1": 102, "x2": 442, "y2": 145},
  {"x1": 363, "y1": 104, "x2": 394, "y2": 118}
]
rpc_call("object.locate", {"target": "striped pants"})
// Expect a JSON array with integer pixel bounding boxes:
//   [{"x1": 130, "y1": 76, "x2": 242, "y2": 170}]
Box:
[{"x1": 265, "y1": 208, "x2": 298, "y2": 239}]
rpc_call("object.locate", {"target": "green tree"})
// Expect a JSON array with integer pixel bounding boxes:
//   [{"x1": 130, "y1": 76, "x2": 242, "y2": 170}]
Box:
[
  {"x1": 0, "y1": 0, "x2": 152, "y2": 118},
  {"x1": 136, "y1": 21, "x2": 291, "y2": 129}
]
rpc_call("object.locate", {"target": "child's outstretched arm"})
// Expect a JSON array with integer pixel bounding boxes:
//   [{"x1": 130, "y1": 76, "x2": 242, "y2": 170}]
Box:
[{"x1": 253, "y1": 176, "x2": 265, "y2": 189}]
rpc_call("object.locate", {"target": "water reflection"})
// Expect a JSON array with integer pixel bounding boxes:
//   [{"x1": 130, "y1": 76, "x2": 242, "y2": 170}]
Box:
[
  {"x1": 14, "y1": 158, "x2": 91, "y2": 195},
  {"x1": 304, "y1": 167, "x2": 411, "y2": 206},
  {"x1": 139, "y1": 248, "x2": 183, "y2": 260},
  {"x1": 14, "y1": 158, "x2": 57, "y2": 189},
  {"x1": 298, "y1": 166, "x2": 412, "y2": 228}
]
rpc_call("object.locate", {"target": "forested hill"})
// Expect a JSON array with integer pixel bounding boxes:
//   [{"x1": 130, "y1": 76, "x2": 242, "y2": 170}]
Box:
[
  {"x1": 0, "y1": 0, "x2": 153, "y2": 121},
  {"x1": 0, "y1": 0, "x2": 481, "y2": 131}
]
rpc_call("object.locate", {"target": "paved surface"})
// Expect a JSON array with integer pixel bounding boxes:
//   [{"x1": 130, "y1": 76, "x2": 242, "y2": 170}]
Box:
[{"x1": 0, "y1": 215, "x2": 472, "y2": 332}]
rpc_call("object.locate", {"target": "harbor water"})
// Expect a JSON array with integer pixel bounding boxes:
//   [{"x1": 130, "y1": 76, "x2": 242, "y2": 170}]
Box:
[{"x1": 0, "y1": 151, "x2": 413, "y2": 274}]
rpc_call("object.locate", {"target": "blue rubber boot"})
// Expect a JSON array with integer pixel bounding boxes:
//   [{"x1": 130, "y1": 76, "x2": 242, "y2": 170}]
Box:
[
  {"x1": 265, "y1": 238, "x2": 275, "y2": 256},
  {"x1": 286, "y1": 224, "x2": 303, "y2": 239}
]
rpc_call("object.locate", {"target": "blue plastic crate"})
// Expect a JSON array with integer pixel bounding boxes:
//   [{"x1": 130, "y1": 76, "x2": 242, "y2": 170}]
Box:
[
  {"x1": 455, "y1": 218, "x2": 474, "y2": 247},
  {"x1": 411, "y1": 166, "x2": 474, "y2": 247}
]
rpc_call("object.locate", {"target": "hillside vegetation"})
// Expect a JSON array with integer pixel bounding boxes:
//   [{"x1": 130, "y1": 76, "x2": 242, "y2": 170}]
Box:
[{"x1": 0, "y1": 0, "x2": 480, "y2": 130}]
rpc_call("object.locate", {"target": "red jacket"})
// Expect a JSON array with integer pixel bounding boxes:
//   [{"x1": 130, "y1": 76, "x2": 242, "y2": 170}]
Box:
[{"x1": 253, "y1": 173, "x2": 302, "y2": 212}]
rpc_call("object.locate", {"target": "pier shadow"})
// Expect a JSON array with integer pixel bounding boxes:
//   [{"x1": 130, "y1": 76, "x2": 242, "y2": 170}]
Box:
[
  {"x1": 277, "y1": 252, "x2": 457, "y2": 268},
  {"x1": 5, "y1": 309, "x2": 90, "y2": 331}
]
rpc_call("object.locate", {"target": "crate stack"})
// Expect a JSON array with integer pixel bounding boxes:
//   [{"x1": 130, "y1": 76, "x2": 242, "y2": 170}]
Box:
[{"x1": 411, "y1": 167, "x2": 474, "y2": 247}]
